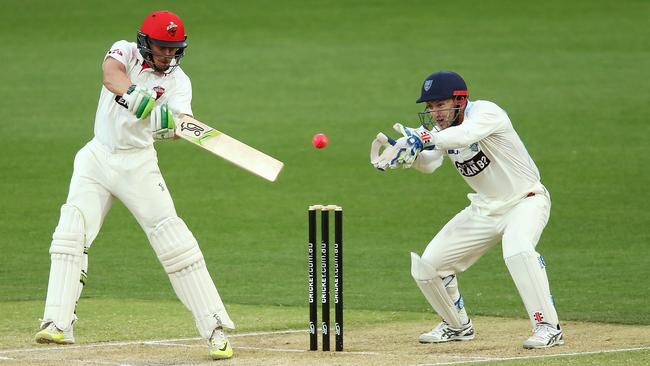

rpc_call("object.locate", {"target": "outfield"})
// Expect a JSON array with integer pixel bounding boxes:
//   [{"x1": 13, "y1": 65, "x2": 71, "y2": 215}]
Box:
[{"x1": 1, "y1": 0, "x2": 649, "y2": 365}]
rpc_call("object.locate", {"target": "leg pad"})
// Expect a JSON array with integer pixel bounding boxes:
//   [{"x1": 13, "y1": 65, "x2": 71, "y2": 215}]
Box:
[
  {"x1": 505, "y1": 251, "x2": 559, "y2": 329},
  {"x1": 43, "y1": 204, "x2": 86, "y2": 330},
  {"x1": 150, "y1": 217, "x2": 235, "y2": 337},
  {"x1": 411, "y1": 252, "x2": 463, "y2": 328}
]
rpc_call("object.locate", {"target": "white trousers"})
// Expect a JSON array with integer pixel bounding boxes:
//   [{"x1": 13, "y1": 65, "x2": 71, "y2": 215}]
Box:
[
  {"x1": 422, "y1": 192, "x2": 551, "y2": 274},
  {"x1": 44, "y1": 139, "x2": 235, "y2": 335},
  {"x1": 66, "y1": 138, "x2": 177, "y2": 245}
]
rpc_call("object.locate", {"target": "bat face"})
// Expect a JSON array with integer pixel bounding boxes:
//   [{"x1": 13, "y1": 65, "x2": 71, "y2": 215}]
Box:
[{"x1": 175, "y1": 116, "x2": 284, "y2": 182}]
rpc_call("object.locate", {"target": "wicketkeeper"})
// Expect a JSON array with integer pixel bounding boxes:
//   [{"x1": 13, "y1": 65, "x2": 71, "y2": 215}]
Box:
[
  {"x1": 371, "y1": 71, "x2": 563, "y2": 349},
  {"x1": 35, "y1": 10, "x2": 235, "y2": 360}
]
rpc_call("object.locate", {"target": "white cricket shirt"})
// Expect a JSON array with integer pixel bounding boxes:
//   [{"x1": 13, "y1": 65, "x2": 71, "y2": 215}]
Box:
[
  {"x1": 417, "y1": 101, "x2": 545, "y2": 210},
  {"x1": 94, "y1": 40, "x2": 193, "y2": 151}
]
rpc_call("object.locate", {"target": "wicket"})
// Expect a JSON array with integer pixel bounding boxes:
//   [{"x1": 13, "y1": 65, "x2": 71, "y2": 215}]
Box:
[{"x1": 308, "y1": 204, "x2": 343, "y2": 351}]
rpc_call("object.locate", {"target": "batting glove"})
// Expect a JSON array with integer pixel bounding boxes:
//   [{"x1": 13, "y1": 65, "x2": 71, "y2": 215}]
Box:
[
  {"x1": 122, "y1": 85, "x2": 157, "y2": 119},
  {"x1": 150, "y1": 104, "x2": 176, "y2": 140}
]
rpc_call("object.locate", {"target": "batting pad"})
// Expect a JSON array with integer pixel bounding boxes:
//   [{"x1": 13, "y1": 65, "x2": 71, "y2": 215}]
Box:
[
  {"x1": 505, "y1": 251, "x2": 559, "y2": 329},
  {"x1": 442, "y1": 274, "x2": 470, "y2": 325},
  {"x1": 149, "y1": 217, "x2": 235, "y2": 338},
  {"x1": 43, "y1": 204, "x2": 86, "y2": 330},
  {"x1": 411, "y1": 252, "x2": 463, "y2": 328}
]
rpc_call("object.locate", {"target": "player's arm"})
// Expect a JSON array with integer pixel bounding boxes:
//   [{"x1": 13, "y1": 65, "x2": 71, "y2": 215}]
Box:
[
  {"x1": 431, "y1": 109, "x2": 505, "y2": 149},
  {"x1": 412, "y1": 150, "x2": 444, "y2": 174},
  {"x1": 102, "y1": 57, "x2": 156, "y2": 119},
  {"x1": 102, "y1": 57, "x2": 132, "y2": 96}
]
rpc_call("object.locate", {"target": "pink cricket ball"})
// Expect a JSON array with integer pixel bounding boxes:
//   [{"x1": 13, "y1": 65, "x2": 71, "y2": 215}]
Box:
[{"x1": 312, "y1": 133, "x2": 328, "y2": 149}]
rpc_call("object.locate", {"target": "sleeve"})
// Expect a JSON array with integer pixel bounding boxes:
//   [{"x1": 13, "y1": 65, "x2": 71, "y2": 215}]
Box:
[
  {"x1": 168, "y1": 73, "x2": 193, "y2": 117},
  {"x1": 413, "y1": 149, "x2": 445, "y2": 174},
  {"x1": 104, "y1": 40, "x2": 133, "y2": 67},
  {"x1": 431, "y1": 102, "x2": 508, "y2": 149}
]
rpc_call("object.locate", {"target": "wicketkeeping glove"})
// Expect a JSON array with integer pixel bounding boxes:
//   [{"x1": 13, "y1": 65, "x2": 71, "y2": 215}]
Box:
[
  {"x1": 150, "y1": 104, "x2": 176, "y2": 140},
  {"x1": 393, "y1": 123, "x2": 437, "y2": 150},
  {"x1": 371, "y1": 136, "x2": 419, "y2": 170},
  {"x1": 370, "y1": 122, "x2": 438, "y2": 171},
  {"x1": 122, "y1": 85, "x2": 157, "y2": 119}
]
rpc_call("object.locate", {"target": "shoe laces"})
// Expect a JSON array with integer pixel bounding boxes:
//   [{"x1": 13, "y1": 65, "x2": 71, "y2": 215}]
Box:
[
  {"x1": 532, "y1": 323, "x2": 555, "y2": 338},
  {"x1": 433, "y1": 321, "x2": 449, "y2": 332},
  {"x1": 209, "y1": 328, "x2": 226, "y2": 346}
]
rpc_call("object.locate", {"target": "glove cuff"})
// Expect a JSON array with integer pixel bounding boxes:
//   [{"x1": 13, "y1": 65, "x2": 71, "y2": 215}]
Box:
[{"x1": 413, "y1": 127, "x2": 436, "y2": 149}]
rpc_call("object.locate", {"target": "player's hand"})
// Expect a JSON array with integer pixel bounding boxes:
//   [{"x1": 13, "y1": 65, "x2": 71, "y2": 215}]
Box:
[
  {"x1": 150, "y1": 104, "x2": 176, "y2": 140},
  {"x1": 372, "y1": 136, "x2": 418, "y2": 171},
  {"x1": 122, "y1": 85, "x2": 156, "y2": 119},
  {"x1": 393, "y1": 122, "x2": 436, "y2": 150}
]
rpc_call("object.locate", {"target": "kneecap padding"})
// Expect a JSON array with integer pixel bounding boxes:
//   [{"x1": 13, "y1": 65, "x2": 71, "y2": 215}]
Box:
[
  {"x1": 411, "y1": 252, "x2": 463, "y2": 328},
  {"x1": 150, "y1": 217, "x2": 204, "y2": 274},
  {"x1": 43, "y1": 204, "x2": 86, "y2": 330},
  {"x1": 50, "y1": 205, "x2": 85, "y2": 256}
]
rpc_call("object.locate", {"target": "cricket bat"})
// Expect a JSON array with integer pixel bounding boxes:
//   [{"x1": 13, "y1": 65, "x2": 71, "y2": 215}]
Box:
[{"x1": 175, "y1": 115, "x2": 284, "y2": 182}]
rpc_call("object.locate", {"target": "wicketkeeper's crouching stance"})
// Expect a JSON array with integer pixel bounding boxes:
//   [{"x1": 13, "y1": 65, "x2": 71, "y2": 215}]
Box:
[
  {"x1": 35, "y1": 11, "x2": 235, "y2": 360},
  {"x1": 371, "y1": 71, "x2": 563, "y2": 349}
]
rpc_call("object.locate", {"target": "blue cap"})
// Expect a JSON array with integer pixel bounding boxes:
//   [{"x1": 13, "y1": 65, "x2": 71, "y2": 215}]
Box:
[{"x1": 416, "y1": 71, "x2": 468, "y2": 103}]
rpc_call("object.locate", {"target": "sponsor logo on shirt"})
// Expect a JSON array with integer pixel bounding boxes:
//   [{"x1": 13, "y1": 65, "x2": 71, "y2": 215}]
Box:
[
  {"x1": 108, "y1": 49, "x2": 123, "y2": 56},
  {"x1": 454, "y1": 150, "x2": 491, "y2": 177},
  {"x1": 115, "y1": 95, "x2": 128, "y2": 109},
  {"x1": 153, "y1": 86, "x2": 165, "y2": 100}
]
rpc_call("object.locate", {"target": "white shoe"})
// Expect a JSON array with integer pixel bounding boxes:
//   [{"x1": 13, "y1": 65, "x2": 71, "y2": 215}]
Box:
[
  {"x1": 208, "y1": 327, "x2": 233, "y2": 360},
  {"x1": 419, "y1": 319, "x2": 475, "y2": 343},
  {"x1": 523, "y1": 322, "x2": 564, "y2": 349},
  {"x1": 34, "y1": 322, "x2": 75, "y2": 344}
]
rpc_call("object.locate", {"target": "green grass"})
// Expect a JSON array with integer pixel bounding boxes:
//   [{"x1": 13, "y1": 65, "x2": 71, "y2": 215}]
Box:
[
  {"x1": 1, "y1": 2, "x2": 649, "y2": 364},
  {"x1": 0, "y1": 299, "x2": 434, "y2": 346}
]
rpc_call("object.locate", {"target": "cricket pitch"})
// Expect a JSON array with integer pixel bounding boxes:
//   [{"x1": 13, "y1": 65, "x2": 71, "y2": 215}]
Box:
[{"x1": 2, "y1": 316, "x2": 649, "y2": 365}]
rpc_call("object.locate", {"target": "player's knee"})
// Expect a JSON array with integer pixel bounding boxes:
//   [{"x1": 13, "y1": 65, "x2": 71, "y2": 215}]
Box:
[
  {"x1": 50, "y1": 204, "x2": 85, "y2": 256},
  {"x1": 410, "y1": 252, "x2": 439, "y2": 281},
  {"x1": 502, "y1": 242, "x2": 536, "y2": 259},
  {"x1": 502, "y1": 231, "x2": 540, "y2": 259},
  {"x1": 150, "y1": 217, "x2": 204, "y2": 274}
]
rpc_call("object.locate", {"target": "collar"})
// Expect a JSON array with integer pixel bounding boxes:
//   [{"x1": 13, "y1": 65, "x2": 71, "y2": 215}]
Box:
[{"x1": 465, "y1": 100, "x2": 474, "y2": 115}]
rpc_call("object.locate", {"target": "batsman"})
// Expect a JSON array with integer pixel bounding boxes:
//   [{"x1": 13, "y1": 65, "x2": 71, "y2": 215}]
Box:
[
  {"x1": 35, "y1": 11, "x2": 234, "y2": 360},
  {"x1": 371, "y1": 71, "x2": 563, "y2": 349}
]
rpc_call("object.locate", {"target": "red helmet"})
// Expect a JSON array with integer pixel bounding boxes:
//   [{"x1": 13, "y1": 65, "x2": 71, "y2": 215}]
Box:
[{"x1": 137, "y1": 11, "x2": 188, "y2": 72}]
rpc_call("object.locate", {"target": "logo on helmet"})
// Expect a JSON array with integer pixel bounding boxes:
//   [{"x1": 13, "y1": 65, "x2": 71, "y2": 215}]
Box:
[
  {"x1": 166, "y1": 22, "x2": 178, "y2": 37},
  {"x1": 424, "y1": 80, "x2": 433, "y2": 92}
]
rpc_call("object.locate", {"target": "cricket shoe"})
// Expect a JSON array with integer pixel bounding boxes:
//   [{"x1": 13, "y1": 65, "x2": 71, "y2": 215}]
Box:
[
  {"x1": 34, "y1": 322, "x2": 75, "y2": 344},
  {"x1": 419, "y1": 319, "x2": 475, "y2": 343},
  {"x1": 208, "y1": 327, "x2": 233, "y2": 360},
  {"x1": 523, "y1": 322, "x2": 564, "y2": 349}
]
